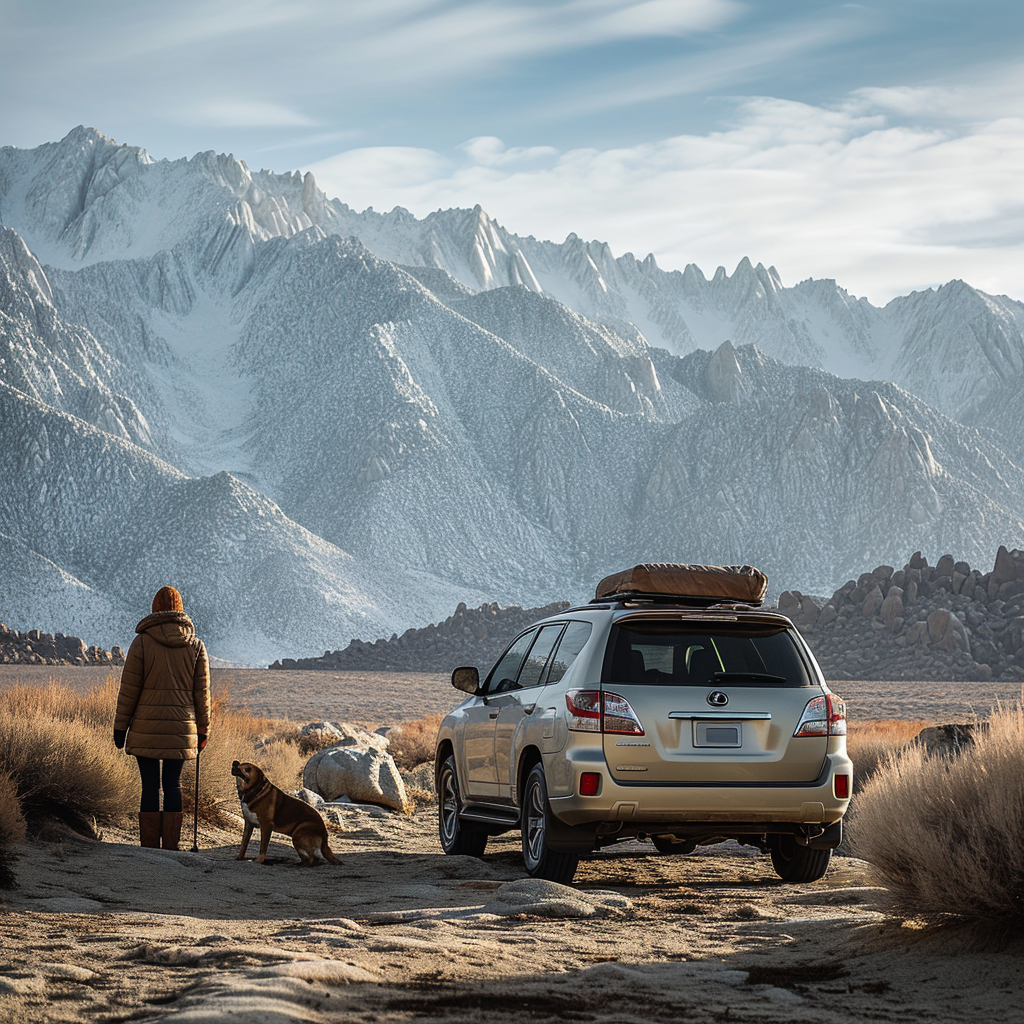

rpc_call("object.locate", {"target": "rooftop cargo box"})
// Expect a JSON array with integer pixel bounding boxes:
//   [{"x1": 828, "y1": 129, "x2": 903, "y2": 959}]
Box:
[{"x1": 595, "y1": 563, "x2": 768, "y2": 604}]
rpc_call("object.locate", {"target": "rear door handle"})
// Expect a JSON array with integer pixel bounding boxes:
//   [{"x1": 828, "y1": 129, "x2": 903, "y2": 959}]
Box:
[{"x1": 488, "y1": 711, "x2": 499, "y2": 719}]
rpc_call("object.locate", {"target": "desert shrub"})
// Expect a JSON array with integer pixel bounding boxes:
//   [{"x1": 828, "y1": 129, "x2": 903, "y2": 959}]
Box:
[
  {"x1": 388, "y1": 714, "x2": 444, "y2": 770},
  {"x1": 0, "y1": 678, "x2": 301, "y2": 830},
  {"x1": 0, "y1": 771, "x2": 26, "y2": 888},
  {"x1": 179, "y1": 691, "x2": 302, "y2": 823},
  {"x1": 850, "y1": 707, "x2": 1024, "y2": 926},
  {"x1": 847, "y1": 719, "x2": 932, "y2": 792},
  {"x1": 0, "y1": 712, "x2": 138, "y2": 833},
  {"x1": 0, "y1": 674, "x2": 120, "y2": 728}
]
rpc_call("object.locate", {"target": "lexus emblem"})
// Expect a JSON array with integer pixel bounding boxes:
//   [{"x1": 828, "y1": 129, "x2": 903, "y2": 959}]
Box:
[{"x1": 707, "y1": 690, "x2": 729, "y2": 707}]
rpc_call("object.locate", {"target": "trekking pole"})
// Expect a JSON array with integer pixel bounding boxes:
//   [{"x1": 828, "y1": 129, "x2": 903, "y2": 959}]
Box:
[{"x1": 190, "y1": 748, "x2": 201, "y2": 852}]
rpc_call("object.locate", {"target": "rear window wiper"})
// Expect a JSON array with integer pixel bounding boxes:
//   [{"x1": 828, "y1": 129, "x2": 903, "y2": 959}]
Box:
[{"x1": 711, "y1": 671, "x2": 787, "y2": 684}]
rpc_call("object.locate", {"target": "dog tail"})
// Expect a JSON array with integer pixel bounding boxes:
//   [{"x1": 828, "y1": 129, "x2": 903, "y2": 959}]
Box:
[{"x1": 321, "y1": 837, "x2": 339, "y2": 864}]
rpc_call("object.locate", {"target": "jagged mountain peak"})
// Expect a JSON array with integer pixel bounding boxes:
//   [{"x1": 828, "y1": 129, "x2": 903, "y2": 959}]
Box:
[{"x1": 3, "y1": 130, "x2": 1024, "y2": 659}]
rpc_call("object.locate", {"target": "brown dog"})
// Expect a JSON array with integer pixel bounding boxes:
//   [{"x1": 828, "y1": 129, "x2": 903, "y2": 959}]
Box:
[{"x1": 231, "y1": 760, "x2": 339, "y2": 866}]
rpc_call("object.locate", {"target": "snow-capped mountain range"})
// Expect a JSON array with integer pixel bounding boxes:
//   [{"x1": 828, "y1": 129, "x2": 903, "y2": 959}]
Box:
[{"x1": 1, "y1": 127, "x2": 1023, "y2": 664}]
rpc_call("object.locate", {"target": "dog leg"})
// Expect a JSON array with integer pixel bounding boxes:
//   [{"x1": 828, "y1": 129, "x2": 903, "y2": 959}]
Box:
[
  {"x1": 237, "y1": 820, "x2": 254, "y2": 860},
  {"x1": 255, "y1": 824, "x2": 272, "y2": 864}
]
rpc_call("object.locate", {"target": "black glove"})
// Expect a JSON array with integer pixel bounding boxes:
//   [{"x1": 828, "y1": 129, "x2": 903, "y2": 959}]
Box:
[
  {"x1": 198, "y1": 733, "x2": 208, "y2": 751},
  {"x1": 113, "y1": 729, "x2": 127, "y2": 749}
]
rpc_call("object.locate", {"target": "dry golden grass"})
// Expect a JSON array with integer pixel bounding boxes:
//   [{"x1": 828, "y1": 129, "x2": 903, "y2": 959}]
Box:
[
  {"x1": 0, "y1": 771, "x2": 25, "y2": 889},
  {"x1": 851, "y1": 707, "x2": 1024, "y2": 926},
  {"x1": 388, "y1": 714, "x2": 444, "y2": 771},
  {"x1": 0, "y1": 675, "x2": 120, "y2": 728},
  {"x1": 847, "y1": 719, "x2": 932, "y2": 791},
  {"x1": 0, "y1": 675, "x2": 304, "y2": 831}
]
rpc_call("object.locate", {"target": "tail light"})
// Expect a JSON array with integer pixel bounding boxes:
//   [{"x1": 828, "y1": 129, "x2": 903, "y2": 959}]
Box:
[
  {"x1": 566, "y1": 689, "x2": 644, "y2": 735},
  {"x1": 794, "y1": 693, "x2": 847, "y2": 737}
]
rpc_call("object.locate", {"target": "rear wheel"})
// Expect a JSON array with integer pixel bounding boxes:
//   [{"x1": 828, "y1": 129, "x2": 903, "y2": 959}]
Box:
[
  {"x1": 521, "y1": 764, "x2": 579, "y2": 884},
  {"x1": 437, "y1": 756, "x2": 487, "y2": 857},
  {"x1": 769, "y1": 834, "x2": 831, "y2": 882},
  {"x1": 651, "y1": 835, "x2": 698, "y2": 855}
]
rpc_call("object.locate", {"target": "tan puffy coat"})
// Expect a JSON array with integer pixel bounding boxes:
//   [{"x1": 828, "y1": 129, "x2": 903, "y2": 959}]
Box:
[{"x1": 114, "y1": 611, "x2": 211, "y2": 760}]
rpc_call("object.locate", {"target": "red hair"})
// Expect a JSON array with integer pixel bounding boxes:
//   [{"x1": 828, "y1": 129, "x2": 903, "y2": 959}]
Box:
[{"x1": 152, "y1": 586, "x2": 184, "y2": 613}]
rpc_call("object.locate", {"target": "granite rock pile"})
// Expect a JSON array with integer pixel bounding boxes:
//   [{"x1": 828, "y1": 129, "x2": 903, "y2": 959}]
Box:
[
  {"x1": 270, "y1": 601, "x2": 570, "y2": 673},
  {"x1": 0, "y1": 623, "x2": 124, "y2": 667},
  {"x1": 779, "y1": 546, "x2": 1024, "y2": 681}
]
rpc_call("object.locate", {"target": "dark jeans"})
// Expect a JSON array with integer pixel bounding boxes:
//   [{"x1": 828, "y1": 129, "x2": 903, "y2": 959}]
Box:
[{"x1": 136, "y1": 756, "x2": 184, "y2": 813}]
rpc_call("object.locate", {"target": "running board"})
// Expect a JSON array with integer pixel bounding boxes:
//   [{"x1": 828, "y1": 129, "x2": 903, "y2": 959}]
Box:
[{"x1": 460, "y1": 803, "x2": 520, "y2": 830}]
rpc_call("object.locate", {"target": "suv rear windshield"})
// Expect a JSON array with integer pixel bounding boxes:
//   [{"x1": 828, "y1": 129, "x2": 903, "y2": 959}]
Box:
[{"x1": 602, "y1": 620, "x2": 813, "y2": 688}]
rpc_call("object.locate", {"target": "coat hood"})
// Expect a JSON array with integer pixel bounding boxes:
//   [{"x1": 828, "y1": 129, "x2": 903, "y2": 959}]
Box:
[{"x1": 135, "y1": 610, "x2": 196, "y2": 648}]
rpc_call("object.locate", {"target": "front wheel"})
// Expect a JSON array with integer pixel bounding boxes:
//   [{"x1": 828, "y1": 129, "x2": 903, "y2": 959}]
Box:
[
  {"x1": 769, "y1": 834, "x2": 832, "y2": 883},
  {"x1": 437, "y1": 756, "x2": 487, "y2": 857},
  {"x1": 521, "y1": 764, "x2": 579, "y2": 884}
]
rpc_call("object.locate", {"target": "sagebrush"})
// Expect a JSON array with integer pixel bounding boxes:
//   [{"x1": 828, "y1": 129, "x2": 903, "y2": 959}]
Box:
[
  {"x1": 0, "y1": 770, "x2": 26, "y2": 888},
  {"x1": 0, "y1": 678, "x2": 138, "y2": 834},
  {"x1": 0, "y1": 676, "x2": 303, "y2": 834},
  {"x1": 846, "y1": 719, "x2": 932, "y2": 792},
  {"x1": 851, "y1": 707, "x2": 1024, "y2": 926},
  {"x1": 388, "y1": 714, "x2": 444, "y2": 771}
]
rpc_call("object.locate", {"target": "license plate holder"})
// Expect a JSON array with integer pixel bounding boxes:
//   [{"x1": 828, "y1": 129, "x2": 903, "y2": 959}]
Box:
[{"x1": 693, "y1": 721, "x2": 742, "y2": 747}]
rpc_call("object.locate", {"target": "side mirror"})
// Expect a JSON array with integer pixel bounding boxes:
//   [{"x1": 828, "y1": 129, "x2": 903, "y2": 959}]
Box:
[{"x1": 451, "y1": 666, "x2": 480, "y2": 695}]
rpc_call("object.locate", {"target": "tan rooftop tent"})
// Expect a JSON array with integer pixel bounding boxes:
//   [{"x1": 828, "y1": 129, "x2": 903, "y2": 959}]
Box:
[{"x1": 595, "y1": 563, "x2": 768, "y2": 604}]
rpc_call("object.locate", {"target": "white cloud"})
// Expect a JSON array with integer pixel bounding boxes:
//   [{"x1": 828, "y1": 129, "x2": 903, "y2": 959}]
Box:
[
  {"x1": 458, "y1": 137, "x2": 559, "y2": 167},
  {"x1": 307, "y1": 93, "x2": 1024, "y2": 304},
  {"x1": 187, "y1": 99, "x2": 316, "y2": 128}
]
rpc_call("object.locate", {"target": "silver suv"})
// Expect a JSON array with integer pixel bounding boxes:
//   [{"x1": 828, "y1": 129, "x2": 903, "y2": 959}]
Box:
[{"x1": 434, "y1": 565, "x2": 852, "y2": 885}]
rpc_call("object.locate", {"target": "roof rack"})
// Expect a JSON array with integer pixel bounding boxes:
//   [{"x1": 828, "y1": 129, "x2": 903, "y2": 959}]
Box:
[{"x1": 591, "y1": 592, "x2": 763, "y2": 609}]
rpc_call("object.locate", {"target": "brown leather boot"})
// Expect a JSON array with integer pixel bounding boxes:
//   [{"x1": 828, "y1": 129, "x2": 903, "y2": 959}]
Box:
[
  {"x1": 139, "y1": 812, "x2": 162, "y2": 848},
  {"x1": 161, "y1": 812, "x2": 184, "y2": 851}
]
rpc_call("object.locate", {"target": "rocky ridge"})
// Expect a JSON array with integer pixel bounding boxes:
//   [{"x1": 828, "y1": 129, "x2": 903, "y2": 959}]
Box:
[
  {"x1": 272, "y1": 549, "x2": 1024, "y2": 683},
  {"x1": 0, "y1": 623, "x2": 124, "y2": 666},
  {"x1": 783, "y1": 546, "x2": 1024, "y2": 682},
  {"x1": 270, "y1": 601, "x2": 570, "y2": 673}
]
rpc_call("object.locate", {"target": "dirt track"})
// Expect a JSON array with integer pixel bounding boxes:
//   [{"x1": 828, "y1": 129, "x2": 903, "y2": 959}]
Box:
[{"x1": 2, "y1": 810, "x2": 1023, "y2": 1023}]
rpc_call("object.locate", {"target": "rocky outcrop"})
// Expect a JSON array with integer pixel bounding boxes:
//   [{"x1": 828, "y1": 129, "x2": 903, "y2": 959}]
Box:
[
  {"x1": 779, "y1": 547, "x2": 1024, "y2": 681},
  {"x1": 301, "y1": 723, "x2": 408, "y2": 813},
  {"x1": 0, "y1": 623, "x2": 123, "y2": 666},
  {"x1": 270, "y1": 601, "x2": 569, "y2": 673}
]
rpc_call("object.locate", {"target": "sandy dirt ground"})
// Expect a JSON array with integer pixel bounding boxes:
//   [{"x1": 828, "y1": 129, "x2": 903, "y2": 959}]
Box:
[
  {"x1": 2, "y1": 666, "x2": 1021, "y2": 723},
  {"x1": 3, "y1": 812, "x2": 1024, "y2": 1023}
]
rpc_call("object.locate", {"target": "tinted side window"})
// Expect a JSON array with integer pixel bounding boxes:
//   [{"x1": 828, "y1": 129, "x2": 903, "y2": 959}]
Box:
[
  {"x1": 516, "y1": 625, "x2": 565, "y2": 690},
  {"x1": 543, "y1": 621, "x2": 593, "y2": 685},
  {"x1": 484, "y1": 630, "x2": 536, "y2": 693}
]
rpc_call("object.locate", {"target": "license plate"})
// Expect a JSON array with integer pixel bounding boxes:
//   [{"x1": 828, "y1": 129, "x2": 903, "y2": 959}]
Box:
[{"x1": 693, "y1": 721, "x2": 742, "y2": 747}]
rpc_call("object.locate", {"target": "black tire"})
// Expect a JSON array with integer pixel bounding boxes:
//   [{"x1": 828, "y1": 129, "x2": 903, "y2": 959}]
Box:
[
  {"x1": 651, "y1": 835, "x2": 698, "y2": 855},
  {"x1": 437, "y1": 756, "x2": 487, "y2": 857},
  {"x1": 521, "y1": 764, "x2": 579, "y2": 884},
  {"x1": 769, "y1": 834, "x2": 832, "y2": 883}
]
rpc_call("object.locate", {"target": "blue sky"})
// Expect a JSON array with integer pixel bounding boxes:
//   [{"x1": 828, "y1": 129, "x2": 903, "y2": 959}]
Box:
[{"x1": 3, "y1": 0, "x2": 1023, "y2": 302}]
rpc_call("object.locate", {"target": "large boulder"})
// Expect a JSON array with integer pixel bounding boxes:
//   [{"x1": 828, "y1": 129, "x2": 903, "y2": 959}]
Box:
[
  {"x1": 991, "y1": 546, "x2": 1024, "y2": 590},
  {"x1": 915, "y1": 723, "x2": 985, "y2": 757},
  {"x1": 303, "y1": 745, "x2": 408, "y2": 812},
  {"x1": 299, "y1": 721, "x2": 390, "y2": 756}
]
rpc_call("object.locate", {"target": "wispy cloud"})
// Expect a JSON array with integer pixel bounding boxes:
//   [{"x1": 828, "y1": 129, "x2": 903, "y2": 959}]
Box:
[
  {"x1": 187, "y1": 100, "x2": 316, "y2": 129},
  {"x1": 308, "y1": 89, "x2": 1024, "y2": 303}
]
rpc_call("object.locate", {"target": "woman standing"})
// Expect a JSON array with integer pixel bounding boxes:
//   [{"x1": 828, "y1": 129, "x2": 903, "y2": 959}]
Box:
[{"x1": 114, "y1": 586, "x2": 211, "y2": 850}]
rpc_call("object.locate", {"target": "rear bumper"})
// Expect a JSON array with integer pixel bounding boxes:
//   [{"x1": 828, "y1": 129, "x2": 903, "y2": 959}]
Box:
[{"x1": 547, "y1": 750, "x2": 852, "y2": 828}]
